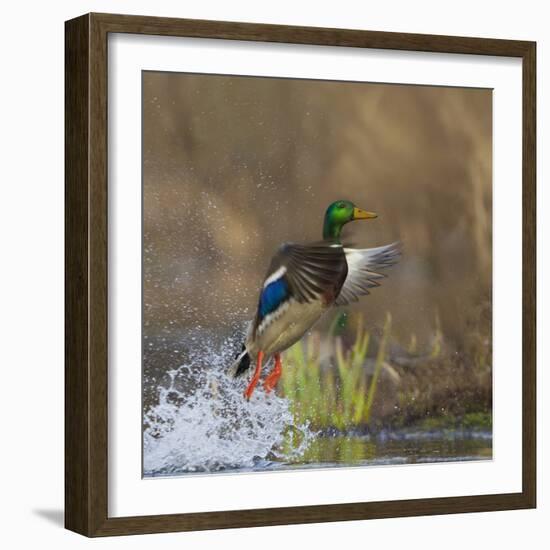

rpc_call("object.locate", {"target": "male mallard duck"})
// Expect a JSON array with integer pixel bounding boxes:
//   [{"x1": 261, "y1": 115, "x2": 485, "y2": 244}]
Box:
[{"x1": 230, "y1": 199, "x2": 400, "y2": 399}]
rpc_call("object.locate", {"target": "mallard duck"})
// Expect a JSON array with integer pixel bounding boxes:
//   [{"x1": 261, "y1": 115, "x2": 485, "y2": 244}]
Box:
[{"x1": 230, "y1": 200, "x2": 400, "y2": 399}]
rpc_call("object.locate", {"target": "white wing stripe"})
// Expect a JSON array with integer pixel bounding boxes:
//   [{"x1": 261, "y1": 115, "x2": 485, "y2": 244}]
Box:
[{"x1": 263, "y1": 266, "x2": 287, "y2": 288}]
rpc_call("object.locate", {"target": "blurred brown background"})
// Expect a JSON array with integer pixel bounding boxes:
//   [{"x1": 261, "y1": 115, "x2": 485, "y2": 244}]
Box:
[{"x1": 142, "y1": 72, "x2": 492, "y2": 422}]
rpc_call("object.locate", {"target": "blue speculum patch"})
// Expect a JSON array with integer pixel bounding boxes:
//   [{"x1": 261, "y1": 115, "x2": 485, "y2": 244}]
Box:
[{"x1": 259, "y1": 278, "x2": 289, "y2": 318}]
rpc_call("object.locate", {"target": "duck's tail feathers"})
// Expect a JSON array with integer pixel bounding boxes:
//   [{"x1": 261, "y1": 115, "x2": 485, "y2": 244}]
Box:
[{"x1": 229, "y1": 344, "x2": 251, "y2": 378}]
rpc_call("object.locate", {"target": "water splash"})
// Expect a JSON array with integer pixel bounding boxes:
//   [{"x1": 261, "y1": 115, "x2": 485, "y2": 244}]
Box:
[{"x1": 143, "y1": 334, "x2": 314, "y2": 476}]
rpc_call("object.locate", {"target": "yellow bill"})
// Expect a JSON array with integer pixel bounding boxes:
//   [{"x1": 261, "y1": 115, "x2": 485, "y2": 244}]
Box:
[{"x1": 353, "y1": 207, "x2": 378, "y2": 220}]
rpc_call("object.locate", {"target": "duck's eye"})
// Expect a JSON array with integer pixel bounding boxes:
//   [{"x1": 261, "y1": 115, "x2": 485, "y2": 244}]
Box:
[{"x1": 338, "y1": 202, "x2": 346, "y2": 209}]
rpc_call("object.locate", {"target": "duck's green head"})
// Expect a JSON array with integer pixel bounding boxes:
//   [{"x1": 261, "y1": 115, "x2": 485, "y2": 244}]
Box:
[{"x1": 323, "y1": 200, "x2": 377, "y2": 240}]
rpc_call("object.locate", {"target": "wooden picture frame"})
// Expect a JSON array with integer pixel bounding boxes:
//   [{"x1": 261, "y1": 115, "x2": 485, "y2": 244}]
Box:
[{"x1": 65, "y1": 12, "x2": 536, "y2": 537}]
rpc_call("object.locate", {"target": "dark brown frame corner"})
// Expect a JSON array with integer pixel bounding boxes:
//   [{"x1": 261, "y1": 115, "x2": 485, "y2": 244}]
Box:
[{"x1": 65, "y1": 12, "x2": 536, "y2": 537}]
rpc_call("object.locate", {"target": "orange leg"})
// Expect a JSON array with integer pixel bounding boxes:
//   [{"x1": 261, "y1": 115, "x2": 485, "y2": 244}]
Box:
[
  {"x1": 244, "y1": 351, "x2": 264, "y2": 400},
  {"x1": 264, "y1": 353, "x2": 282, "y2": 394}
]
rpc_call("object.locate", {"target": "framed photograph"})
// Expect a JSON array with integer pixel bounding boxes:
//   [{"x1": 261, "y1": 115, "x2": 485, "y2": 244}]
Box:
[{"x1": 65, "y1": 13, "x2": 536, "y2": 536}]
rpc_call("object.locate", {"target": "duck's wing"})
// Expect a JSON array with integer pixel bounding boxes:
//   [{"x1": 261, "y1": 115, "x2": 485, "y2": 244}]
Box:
[
  {"x1": 253, "y1": 242, "x2": 348, "y2": 332},
  {"x1": 335, "y1": 242, "x2": 401, "y2": 306},
  {"x1": 275, "y1": 242, "x2": 348, "y2": 303}
]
